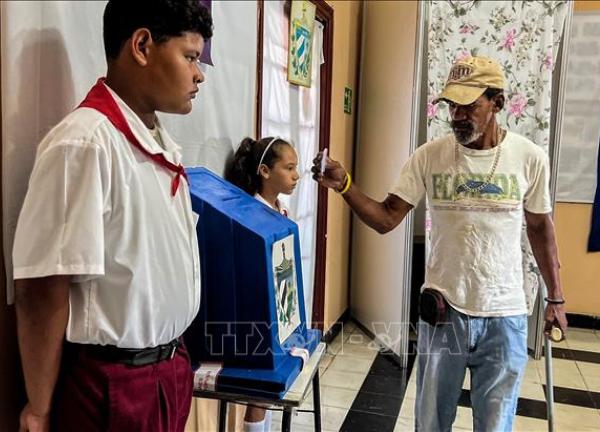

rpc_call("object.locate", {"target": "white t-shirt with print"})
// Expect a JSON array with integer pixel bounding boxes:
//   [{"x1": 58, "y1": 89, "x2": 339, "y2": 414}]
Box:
[{"x1": 390, "y1": 131, "x2": 551, "y2": 317}]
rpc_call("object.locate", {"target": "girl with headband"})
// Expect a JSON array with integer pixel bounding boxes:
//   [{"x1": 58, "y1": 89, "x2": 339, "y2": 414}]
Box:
[{"x1": 226, "y1": 136, "x2": 299, "y2": 432}]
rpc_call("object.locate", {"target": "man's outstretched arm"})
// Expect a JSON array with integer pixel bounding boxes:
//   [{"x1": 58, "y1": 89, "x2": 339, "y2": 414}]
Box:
[{"x1": 312, "y1": 153, "x2": 413, "y2": 234}]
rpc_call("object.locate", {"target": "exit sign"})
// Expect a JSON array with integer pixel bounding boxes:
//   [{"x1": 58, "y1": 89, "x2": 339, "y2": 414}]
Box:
[{"x1": 344, "y1": 87, "x2": 352, "y2": 114}]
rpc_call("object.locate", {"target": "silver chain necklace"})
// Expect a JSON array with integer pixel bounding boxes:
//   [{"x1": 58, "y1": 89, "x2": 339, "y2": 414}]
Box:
[{"x1": 454, "y1": 127, "x2": 504, "y2": 195}]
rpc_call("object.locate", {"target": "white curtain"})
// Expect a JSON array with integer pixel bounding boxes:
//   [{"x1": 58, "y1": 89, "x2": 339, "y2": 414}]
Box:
[
  {"x1": 159, "y1": 2, "x2": 257, "y2": 175},
  {"x1": 1, "y1": 1, "x2": 257, "y2": 303},
  {"x1": 426, "y1": 0, "x2": 568, "y2": 313},
  {"x1": 556, "y1": 12, "x2": 600, "y2": 204},
  {"x1": 261, "y1": 0, "x2": 323, "y2": 326}
]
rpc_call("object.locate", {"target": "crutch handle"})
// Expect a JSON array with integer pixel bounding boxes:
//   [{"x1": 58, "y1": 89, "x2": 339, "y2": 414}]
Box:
[{"x1": 549, "y1": 326, "x2": 563, "y2": 342}]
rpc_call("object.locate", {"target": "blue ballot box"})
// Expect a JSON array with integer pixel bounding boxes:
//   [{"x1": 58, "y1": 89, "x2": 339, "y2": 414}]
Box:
[{"x1": 184, "y1": 167, "x2": 321, "y2": 397}]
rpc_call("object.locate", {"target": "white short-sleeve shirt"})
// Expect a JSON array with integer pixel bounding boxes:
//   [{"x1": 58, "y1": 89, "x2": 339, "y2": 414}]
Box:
[
  {"x1": 13, "y1": 83, "x2": 201, "y2": 348},
  {"x1": 254, "y1": 193, "x2": 289, "y2": 217},
  {"x1": 390, "y1": 131, "x2": 551, "y2": 317}
]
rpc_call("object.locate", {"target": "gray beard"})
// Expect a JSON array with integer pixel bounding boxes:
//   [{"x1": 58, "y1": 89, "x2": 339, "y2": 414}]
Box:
[{"x1": 453, "y1": 129, "x2": 483, "y2": 146}]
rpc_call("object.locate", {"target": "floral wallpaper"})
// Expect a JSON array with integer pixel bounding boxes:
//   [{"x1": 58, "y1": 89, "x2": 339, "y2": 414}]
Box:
[{"x1": 425, "y1": 0, "x2": 568, "y2": 313}]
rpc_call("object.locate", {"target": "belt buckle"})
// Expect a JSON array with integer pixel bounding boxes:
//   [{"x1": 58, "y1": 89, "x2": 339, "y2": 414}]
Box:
[{"x1": 130, "y1": 350, "x2": 146, "y2": 367}]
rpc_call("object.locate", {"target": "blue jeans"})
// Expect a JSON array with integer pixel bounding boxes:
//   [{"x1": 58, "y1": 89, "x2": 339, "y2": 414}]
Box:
[{"x1": 415, "y1": 306, "x2": 528, "y2": 432}]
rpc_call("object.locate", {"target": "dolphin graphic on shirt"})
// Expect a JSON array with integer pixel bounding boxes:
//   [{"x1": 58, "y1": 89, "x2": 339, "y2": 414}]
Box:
[{"x1": 456, "y1": 180, "x2": 504, "y2": 195}]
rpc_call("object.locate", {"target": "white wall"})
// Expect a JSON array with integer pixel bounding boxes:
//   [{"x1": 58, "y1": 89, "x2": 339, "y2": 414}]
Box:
[
  {"x1": 351, "y1": 1, "x2": 418, "y2": 358},
  {"x1": 1, "y1": 1, "x2": 257, "y2": 302}
]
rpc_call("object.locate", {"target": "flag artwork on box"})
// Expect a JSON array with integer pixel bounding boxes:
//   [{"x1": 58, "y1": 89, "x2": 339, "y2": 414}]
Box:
[{"x1": 272, "y1": 235, "x2": 301, "y2": 344}]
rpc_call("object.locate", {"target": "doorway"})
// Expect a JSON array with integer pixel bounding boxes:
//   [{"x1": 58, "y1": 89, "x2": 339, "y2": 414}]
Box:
[{"x1": 256, "y1": 0, "x2": 333, "y2": 330}]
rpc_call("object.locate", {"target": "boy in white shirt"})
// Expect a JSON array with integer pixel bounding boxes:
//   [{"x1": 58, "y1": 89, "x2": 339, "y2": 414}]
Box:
[{"x1": 13, "y1": 1, "x2": 212, "y2": 431}]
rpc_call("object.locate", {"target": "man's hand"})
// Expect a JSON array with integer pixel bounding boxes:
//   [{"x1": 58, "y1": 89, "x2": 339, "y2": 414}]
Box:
[
  {"x1": 19, "y1": 403, "x2": 50, "y2": 432},
  {"x1": 311, "y1": 151, "x2": 347, "y2": 190},
  {"x1": 544, "y1": 303, "x2": 568, "y2": 342}
]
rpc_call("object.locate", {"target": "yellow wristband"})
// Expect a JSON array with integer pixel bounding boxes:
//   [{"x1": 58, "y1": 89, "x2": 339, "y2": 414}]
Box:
[
  {"x1": 339, "y1": 172, "x2": 352, "y2": 195},
  {"x1": 335, "y1": 173, "x2": 348, "y2": 192}
]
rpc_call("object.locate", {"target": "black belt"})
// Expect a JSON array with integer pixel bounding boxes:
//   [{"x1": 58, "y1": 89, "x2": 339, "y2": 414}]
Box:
[{"x1": 73, "y1": 339, "x2": 181, "y2": 367}]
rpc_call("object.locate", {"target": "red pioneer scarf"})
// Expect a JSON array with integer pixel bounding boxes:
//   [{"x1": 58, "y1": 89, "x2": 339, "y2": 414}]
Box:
[{"x1": 78, "y1": 78, "x2": 188, "y2": 196}]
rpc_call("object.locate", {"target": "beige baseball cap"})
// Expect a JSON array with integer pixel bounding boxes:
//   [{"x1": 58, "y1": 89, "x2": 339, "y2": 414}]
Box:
[{"x1": 434, "y1": 56, "x2": 505, "y2": 105}]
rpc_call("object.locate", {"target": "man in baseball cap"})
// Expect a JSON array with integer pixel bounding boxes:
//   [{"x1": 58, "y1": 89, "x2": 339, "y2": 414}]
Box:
[{"x1": 312, "y1": 54, "x2": 567, "y2": 431}]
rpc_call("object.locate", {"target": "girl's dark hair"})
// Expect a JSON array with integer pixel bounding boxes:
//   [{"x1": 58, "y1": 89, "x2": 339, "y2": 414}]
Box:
[
  {"x1": 225, "y1": 137, "x2": 291, "y2": 196},
  {"x1": 103, "y1": 0, "x2": 213, "y2": 60}
]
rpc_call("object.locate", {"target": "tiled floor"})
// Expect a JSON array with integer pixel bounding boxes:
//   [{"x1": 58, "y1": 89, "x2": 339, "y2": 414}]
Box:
[
  {"x1": 270, "y1": 321, "x2": 379, "y2": 431},
  {"x1": 271, "y1": 323, "x2": 600, "y2": 431}
]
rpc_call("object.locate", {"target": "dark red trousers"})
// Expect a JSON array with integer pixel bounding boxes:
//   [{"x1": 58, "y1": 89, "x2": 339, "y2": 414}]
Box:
[{"x1": 52, "y1": 343, "x2": 194, "y2": 432}]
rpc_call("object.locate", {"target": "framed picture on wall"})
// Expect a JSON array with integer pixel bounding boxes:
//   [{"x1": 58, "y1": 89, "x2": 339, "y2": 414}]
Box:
[{"x1": 287, "y1": 0, "x2": 316, "y2": 87}]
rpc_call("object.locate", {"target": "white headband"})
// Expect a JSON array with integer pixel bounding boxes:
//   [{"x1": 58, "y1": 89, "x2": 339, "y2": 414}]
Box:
[{"x1": 256, "y1": 136, "x2": 281, "y2": 175}]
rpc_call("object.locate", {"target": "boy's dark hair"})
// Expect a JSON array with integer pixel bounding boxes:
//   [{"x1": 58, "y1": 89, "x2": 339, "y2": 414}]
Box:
[
  {"x1": 225, "y1": 137, "x2": 291, "y2": 196},
  {"x1": 103, "y1": 0, "x2": 213, "y2": 60}
]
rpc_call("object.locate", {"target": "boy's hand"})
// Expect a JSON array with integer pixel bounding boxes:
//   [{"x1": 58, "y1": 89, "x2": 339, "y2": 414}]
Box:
[{"x1": 19, "y1": 403, "x2": 50, "y2": 432}]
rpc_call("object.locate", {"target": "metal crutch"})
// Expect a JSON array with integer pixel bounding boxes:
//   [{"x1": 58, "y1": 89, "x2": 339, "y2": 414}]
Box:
[
  {"x1": 539, "y1": 284, "x2": 563, "y2": 432},
  {"x1": 543, "y1": 320, "x2": 556, "y2": 432}
]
